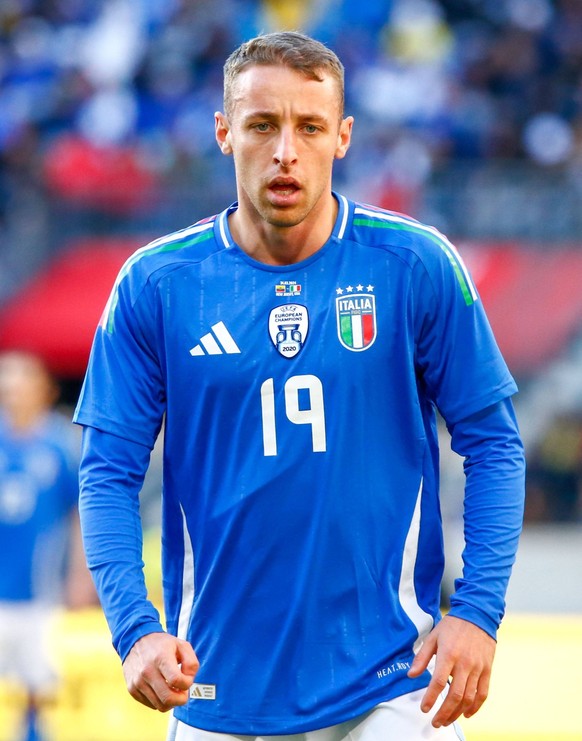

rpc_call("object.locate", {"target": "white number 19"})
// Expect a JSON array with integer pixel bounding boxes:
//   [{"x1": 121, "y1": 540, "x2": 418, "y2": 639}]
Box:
[{"x1": 260, "y1": 374, "x2": 327, "y2": 456}]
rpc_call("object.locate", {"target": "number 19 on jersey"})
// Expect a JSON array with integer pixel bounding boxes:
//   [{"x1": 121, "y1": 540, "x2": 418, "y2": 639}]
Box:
[{"x1": 260, "y1": 375, "x2": 327, "y2": 456}]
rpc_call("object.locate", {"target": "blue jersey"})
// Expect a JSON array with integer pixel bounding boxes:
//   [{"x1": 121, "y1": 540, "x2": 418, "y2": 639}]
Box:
[
  {"x1": 74, "y1": 194, "x2": 522, "y2": 734},
  {"x1": 0, "y1": 411, "x2": 79, "y2": 602}
]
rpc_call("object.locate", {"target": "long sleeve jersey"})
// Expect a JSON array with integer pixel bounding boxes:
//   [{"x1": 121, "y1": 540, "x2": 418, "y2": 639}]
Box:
[{"x1": 75, "y1": 194, "x2": 525, "y2": 734}]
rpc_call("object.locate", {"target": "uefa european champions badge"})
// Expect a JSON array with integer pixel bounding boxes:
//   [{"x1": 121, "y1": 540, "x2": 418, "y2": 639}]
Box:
[
  {"x1": 336, "y1": 287, "x2": 377, "y2": 352},
  {"x1": 268, "y1": 304, "x2": 309, "y2": 358}
]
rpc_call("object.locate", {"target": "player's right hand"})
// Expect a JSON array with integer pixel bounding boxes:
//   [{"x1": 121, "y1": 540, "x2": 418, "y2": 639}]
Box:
[{"x1": 122, "y1": 632, "x2": 199, "y2": 712}]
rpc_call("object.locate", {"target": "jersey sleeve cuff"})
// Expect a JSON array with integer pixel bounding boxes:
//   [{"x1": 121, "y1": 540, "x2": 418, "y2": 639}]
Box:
[
  {"x1": 445, "y1": 602, "x2": 500, "y2": 641},
  {"x1": 117, "y1": 619, "x2": 166, "y2": 663}
]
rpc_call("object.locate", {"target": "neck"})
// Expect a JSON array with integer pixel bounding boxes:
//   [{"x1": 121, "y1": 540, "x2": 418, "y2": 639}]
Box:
[
  {"x1": 229, "y1": 194, "x2": 338, "y2": 266},
  {"x1": 4, "y1": 406, "x2": 46, "y2": 432}
]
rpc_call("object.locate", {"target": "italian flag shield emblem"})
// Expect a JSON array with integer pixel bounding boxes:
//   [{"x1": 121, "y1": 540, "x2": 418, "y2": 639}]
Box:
[{"x1": 336, "y1": 293, "x2": 377, "y2": 351}]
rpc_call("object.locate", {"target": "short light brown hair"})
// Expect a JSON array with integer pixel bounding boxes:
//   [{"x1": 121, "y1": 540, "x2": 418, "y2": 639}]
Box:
[{"x1": 223, "y1": 31, "x2": 345, "y2": 118}]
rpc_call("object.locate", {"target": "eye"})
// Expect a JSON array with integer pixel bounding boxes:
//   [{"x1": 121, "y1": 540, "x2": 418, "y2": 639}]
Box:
[
  {"x1": 303, "y1": 124, "x2": 319, "y2": 134},
  {"x1": 253, "y1": 122, "x2": 271, "y2": 132}
]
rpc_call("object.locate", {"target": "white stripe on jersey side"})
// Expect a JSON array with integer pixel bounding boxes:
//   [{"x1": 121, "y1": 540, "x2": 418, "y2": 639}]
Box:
[
  {"x1": 176, "y1": 504, "x2": 195, "y2": 641},
  {"x1": 398, "y1": 478, "x2": 434, "y2": 652},
  {"x1": 336, "y1": 193, "x2": 350, "y2": 240},
  {"x1": 354, "y1": 206, "x2": 478, "y2": 303},
  {"x1": 100, "y1": 221, "x2": 214, "y2": 330}
]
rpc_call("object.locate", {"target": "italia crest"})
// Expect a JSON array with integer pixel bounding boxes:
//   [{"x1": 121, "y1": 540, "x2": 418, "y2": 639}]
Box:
[
  {"x1": 336, "y1": 290, "x2": 377, "y2": 352},
  {"x1": 268, "y1": 304, "x2": 309, "y2": 358}
]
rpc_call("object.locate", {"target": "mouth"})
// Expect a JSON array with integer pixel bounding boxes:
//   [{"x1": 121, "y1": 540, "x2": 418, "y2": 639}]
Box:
[{"x1": 268, "y1": 178, "x2": 301, "y2": 198}]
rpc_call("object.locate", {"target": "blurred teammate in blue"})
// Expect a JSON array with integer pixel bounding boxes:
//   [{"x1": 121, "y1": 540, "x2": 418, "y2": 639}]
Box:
[
  {"x1": 0, "y1": 351, "x2": 90, "y2": 741},
  {"x1": 74, "y1": 32, "x2": 525, "y2": 741}
]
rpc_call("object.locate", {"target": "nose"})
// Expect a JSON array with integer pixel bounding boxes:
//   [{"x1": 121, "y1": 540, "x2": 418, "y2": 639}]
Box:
[{"x1": 273, "y1": 128, "x2": 298, "y2": 167}]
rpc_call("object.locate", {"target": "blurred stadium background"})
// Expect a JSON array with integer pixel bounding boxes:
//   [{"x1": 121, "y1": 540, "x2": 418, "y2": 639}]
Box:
[{"x1": 0, "y1": 0, "x2": 581, "y2": 739}]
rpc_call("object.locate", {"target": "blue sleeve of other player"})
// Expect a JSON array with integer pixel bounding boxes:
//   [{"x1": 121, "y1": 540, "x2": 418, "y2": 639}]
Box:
[
  {"x1": 446, "y1": 397, "x2": 525, "y2": 639},
  {"x1": 79, "y1": 425, "x2": 164, "y2": 660}
]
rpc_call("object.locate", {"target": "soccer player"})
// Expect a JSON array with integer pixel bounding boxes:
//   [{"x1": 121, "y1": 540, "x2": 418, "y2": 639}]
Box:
[
  {"x1": 74, "y1": 32, "x2": 525, "y2": 741},
  {"x1": 0, "y1": 351, "x2": 89, "y2": 741}
]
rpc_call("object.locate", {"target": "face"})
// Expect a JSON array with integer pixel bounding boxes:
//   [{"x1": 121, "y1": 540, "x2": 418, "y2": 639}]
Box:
[
  {"x1": 0, "y1": 352, "x2": 55, "y2": 418},
  {"x1": 215, "y1": 64, "x2": 353, "y2": 231}
]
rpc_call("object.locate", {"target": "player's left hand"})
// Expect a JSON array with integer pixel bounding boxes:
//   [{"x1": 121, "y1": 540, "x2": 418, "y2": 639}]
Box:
[{"x1": 407, "y1": 614, "x2": 496, "y2": 728}]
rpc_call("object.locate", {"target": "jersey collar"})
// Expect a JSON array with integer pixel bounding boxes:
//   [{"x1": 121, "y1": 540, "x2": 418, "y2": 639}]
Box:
[{"x1": 213, "y1": 192, "x2": 352, "y2": 251}]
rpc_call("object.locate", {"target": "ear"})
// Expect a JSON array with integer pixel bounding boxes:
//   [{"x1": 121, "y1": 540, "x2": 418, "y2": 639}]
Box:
[
  {"x1": 215, "y1": 112, "x2": 233, "y2": 155},
  {"x1": 335, "y1": 115, "x2": 354, "y2": 160}
]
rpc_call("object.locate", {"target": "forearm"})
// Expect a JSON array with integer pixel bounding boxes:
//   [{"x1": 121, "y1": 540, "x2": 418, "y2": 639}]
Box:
[
  {"x1": 446, "y1": 398, "x2": 526, "y2": 638},
  {"x1": 79, "y1": 426, "x2": 164, "y2": 660}
]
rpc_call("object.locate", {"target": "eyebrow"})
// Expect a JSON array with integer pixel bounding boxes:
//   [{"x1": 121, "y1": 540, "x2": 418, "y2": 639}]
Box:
[{"x1": 242, "y1": 111, "x2": 331, "y2": 124}]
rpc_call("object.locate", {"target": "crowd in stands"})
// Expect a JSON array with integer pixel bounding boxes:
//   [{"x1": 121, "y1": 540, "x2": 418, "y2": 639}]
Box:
[
  {"x1": 0, "y1": 0, "x2": 581, "y2": 295},
  {"x1": 0, "y1": 0, "x2": 582, "y2": 264}
]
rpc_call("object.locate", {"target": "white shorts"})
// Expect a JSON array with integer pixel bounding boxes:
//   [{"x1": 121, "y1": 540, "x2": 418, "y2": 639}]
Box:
[
  {"x1": 0, "y1": 602, "x2": 57, "y2": 694},
  {"x1": 166, "y1": 689, "x2": 465, "y2": 741}
]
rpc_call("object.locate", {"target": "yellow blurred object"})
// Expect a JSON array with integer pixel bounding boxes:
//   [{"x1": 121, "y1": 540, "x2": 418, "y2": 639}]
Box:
[
  {"x1": 263, "y1": 0, "x2": 312, "y2": 30},
  {"x1": 0, "y1": 612, "x2": 580, "y2": 741},
  {"x1": 386, "y1": 21, "x2": 453, "y2": 65},
  {"x1": 2, "y1": 608, "x2": 169, "y2": 741},
  {"x1": 462, "y1": 614, "x2": 582, "y2": 740},
  {"x1": 43, "y1": 609, "x2": 168, "y2": 741}
]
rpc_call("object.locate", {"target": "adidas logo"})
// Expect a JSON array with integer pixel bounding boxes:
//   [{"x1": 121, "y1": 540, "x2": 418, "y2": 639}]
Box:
[
  {"x1": 189, "y1": 683, "x2": 216, "y2": 700},
  {"x1": 190, "y1": 321, "x2": 241, "y2": 356}
]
